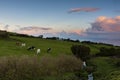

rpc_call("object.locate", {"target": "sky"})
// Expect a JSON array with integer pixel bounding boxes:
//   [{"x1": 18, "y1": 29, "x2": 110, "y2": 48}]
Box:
[{"x1": 0, "y1": 0, "x2": 120, "y2": 46}]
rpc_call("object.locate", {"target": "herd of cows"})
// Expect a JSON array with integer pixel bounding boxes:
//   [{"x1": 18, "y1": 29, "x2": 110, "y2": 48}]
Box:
[
  {"x1": 16, "y1": 42, "x2": 51, "y2": 54},
  {"x1": 15, "y1": 42, "x2": 93, "y2": 80}
]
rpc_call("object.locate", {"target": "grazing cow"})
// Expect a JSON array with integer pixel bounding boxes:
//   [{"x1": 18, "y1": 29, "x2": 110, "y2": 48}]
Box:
[
  {"x1": 21, "y1": 43, "x2": 26, "y2": 47},
  {"x1": 47, "y1": 48, "x2": 51, "y2": 53},
  {"x1": 36, "y1": 48, "x2": 40, "y2": 54},
  {"x1": 83, "y1": 61, "x2": 87, "y2": 68},
  {"x1": 16, "y1": 42, "x2": 21, "y2": 46},
  {"x1": 27, "y1": 46, "x2": 35, "y2": 50}
]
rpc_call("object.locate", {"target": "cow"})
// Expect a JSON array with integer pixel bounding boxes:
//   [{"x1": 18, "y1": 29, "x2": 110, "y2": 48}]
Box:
[
  {"x1": 27, "y1": 46, "x2": 35, "y2": 50},
  {"x1": 83, "y1": 61, "x2": 87, "y2": 67},
  {"x1": 36, "y1": 48, "x2": 40, "y2": 54},
  {"x1": 47, "y1": 48, "x2": 51, "y2": 53},
  {"x1": 21, "y1": 43, "x2": 26, "y2": 47},
  {"x1": 16, "y1": 42, "x2": 21, "y2": 46}
]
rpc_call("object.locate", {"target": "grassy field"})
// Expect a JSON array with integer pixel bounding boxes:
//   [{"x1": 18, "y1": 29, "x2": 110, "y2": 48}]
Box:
[
  {"x1": 0, "y1": 36, "x2": 109, "y2": 56},
  {"x1": 0, "y1": 36, "x2": 78, "y2": 56},
  {"x1": 89, "y1": 57, "x2": 120, "y2": 80},
  {"x1": 0, "y1": 36, "x2": 120, "y2": 80}
]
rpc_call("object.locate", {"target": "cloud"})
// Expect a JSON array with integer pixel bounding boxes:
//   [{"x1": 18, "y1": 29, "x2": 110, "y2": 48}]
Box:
[
  {"x1": 19, "y1": 26, "x2": 52, "y2": 31},
  {"x1": 1, "y1": 16, "x2": 120, "y2": 46},
  {"x1": 50, "y1": 31, "x2": 82, "y2": 40},
  {"x1": 14, "y1": 16, "x2": 120, "y2": 46},
  {"x1": 69, "y1": 29, "x2": 85, "y2": 35},
  {"x1": 17, "y1": 26, "x2": 85, "y2": 38},
  {"x1": 4, "y1": 25, "x2": 10, "y2": 30},
  {"x1": 0, "y1": 23, "x2": 10, "y2": 31},
  {"x1": 84, "y1": 16, "x2": 120, "y2": 46},
  {"x1": 53, "y1": 16, "x2": 120, "y2": 46},
  {"x1": 87, "y1": 16, "x2": 120, "y2": 32},
  {"x1": 68, "y1": 7, "x2": 100, "y2": 13},
  {"x1": 17, "y1": 26, "x2": 53, "y2": 35}
]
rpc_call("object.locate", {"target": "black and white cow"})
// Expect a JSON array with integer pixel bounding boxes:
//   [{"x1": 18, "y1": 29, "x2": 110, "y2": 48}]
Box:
[
  {"x1": 27, "y1": 46, "x2": 35, "y2": 50},
  {"x1": 47, "y1": 48, "x2": 51, "y2": 53}
]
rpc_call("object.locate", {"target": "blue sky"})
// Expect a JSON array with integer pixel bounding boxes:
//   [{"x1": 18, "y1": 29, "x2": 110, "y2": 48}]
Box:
[{"x1": 0, "y1": 0, "x2": 120, "y2": 45}]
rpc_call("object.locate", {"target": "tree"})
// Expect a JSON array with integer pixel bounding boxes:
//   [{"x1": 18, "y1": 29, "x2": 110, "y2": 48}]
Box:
[
  {"x1": 71, "y1": 45, "x2": 90, "y2": 60},
  {"x1": 0, "y1": 30, "x2": 9, "y2": 38},
  {"x1": 38, "y1": 35, "x2": 43, "y2": 38}
]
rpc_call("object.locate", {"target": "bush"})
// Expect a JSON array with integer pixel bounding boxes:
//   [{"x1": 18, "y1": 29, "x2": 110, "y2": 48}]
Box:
[
  {"x1": 104, "y1": 71, "x2": 120, "y2": 80},
  {"x1": 0, "y1": 55, "x2": 82, "y2": 80},
  {"x1": 46, "y1": 37, "x2": 59, "y2": 40},
  {"x1": 96, "y1": 47, "x2": 120, "y2": 57},
  {"x1": 71, "y1": 45, "x2": 90, "y2": 60},
  {"x1": 116, "y1": 61, "x2": 120, "y2": 67},
  {"x1": 0, "y1": 30, "x2": 9, "y2": 39},
  {"x1": 112, "y1": 58, "x2": 120, "y2": 67},
  {"x1": 39, "y1": 54, "x2": 82, "y2": 76}
]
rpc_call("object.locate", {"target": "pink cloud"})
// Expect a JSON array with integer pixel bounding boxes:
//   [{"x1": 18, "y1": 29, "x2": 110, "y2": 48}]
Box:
[
  {"x1": 115, "y1": 16, "x2": 120, "y2": 20},
  {"x1": 17, "y1": 26, "x2": 53, "y2": 35},
  {"x1": 16, "y1": 26, "x2": 85, "y2": 37},
  {"x1": 19, "y1": 26, "x2": 52, "y2": 31},
  {"x1": 68, "y1": 7, "x2": 100, "y2": 13},
  {"x1": 69, "y1": 29, "x2": 85, "y2": 36},
  {"x1": 88, "y1": 16, "x2": 120, "y2": 32},
  {"x1": 84, "y1": 16, "x2": 120, "y2": 46}
]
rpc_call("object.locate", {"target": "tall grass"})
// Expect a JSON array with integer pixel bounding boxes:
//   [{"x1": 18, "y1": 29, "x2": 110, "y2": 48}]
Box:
[{"x1": 0, "y1": 54, "x2": 82, "y2": 80}]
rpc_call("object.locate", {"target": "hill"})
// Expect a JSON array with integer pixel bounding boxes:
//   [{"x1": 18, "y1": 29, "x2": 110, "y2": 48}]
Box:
[{"x1": 0, "y1": 34, "x2": 120, "y2": 80}]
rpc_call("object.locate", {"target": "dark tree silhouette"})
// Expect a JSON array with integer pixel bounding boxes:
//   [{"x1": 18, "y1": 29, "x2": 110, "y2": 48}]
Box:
[{"x1": 71, "y1": 45, "x2": 90, "y2": 60}]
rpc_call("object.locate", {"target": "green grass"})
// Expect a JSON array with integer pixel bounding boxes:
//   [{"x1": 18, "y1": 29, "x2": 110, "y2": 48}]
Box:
[
  {"x1": 0, "y1": 36, "x2": 77, "y2": 56},
  {"x1": 0, "y1": 36, "x2": 114, "y2": 56},
  {"x1": 0, "y1": 36, "x2": 120, "y2": 80},
  {"x1": 83, "y1": 43, "x2": 113, "y2": 55},
  {"x1": 89, "y1": 57, "x2": 120, "y2": 80}
]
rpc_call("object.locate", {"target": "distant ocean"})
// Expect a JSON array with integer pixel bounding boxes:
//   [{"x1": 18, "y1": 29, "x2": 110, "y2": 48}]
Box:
[{"x1": 94, "y1": 40, "x2": 120, "y2": 46}]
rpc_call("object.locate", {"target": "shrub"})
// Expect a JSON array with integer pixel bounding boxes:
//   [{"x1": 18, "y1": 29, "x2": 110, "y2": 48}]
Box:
[
  {"x1": 112, "y1": 58, "x2": 120, "y2": 67},
  {"x1": 39, "y1": 54, "x2": 82, "y2": 76},
  {"x1": 96, "y1": 47, "x2": 120, "y2": 57},
  {"x1": 46, "y1": 37, "x2": 59, "y2": 40},
  {"x1": 0, "y1": 30, "x2": 9, "y2": 39},
  {"x1": 104, "y1": 71, "x2": 120, "y2": 80},
  {"x1": 0, "y1": 55, "x2": 82, "y2": 80},
  {"x1": 71, "y1": 45, "x2": 90, "y2": 60}
]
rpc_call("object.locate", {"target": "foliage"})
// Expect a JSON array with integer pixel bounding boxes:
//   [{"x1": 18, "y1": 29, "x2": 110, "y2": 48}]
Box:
[
  {"x1": 96, "y1": 47, "x2": 120, "y2": 57},
  {"x1": 111, "y1": 58, "x2": 120, "y2": 67},
  {"x1": 0, "y1": 35, "x2": 120, "y2": 80},
  {"x1": 81, "y1": 41, "x2": 98, "y2": 44},
  {"x1": 46, "y1": 37, "x2": 59, "y2": 40},
  {"x1": 81, "y1": 41, "x2": 114, "y2": 46},
  {"x1": 89, "y1": 57, "x2": 119, "y2": 80},
  {"x1": 38, "y1": 35, "x2": 43, "y2": 38},
  {"x1": 9, "y1": 32, "x2": 36, "y2": 38},
  {"x1": 115, "y1": 60, "x2": 120, "y2": 67},
  {"x1": 104, "y1": 71, "x2": 120, "y2": 80},
  {"x1": 71, "y1": 45, "x2": 90, "y2": 60},
  {"x1": 0, "y1": 55, "x2": 82, "y2": 80},
  {"x1": 0, "y1": 30, "x2": 9, "y2": 39},
  {"x1": 62, "y1": 38, "x2": 80, "y2": 42}
]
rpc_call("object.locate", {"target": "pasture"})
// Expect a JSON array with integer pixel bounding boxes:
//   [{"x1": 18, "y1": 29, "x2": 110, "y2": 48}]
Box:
[
  {"x1": 0, "y1": 36, "x2": 108, "y2": 56},
  {"x1": 0, "y1": 36, "x2": 76, "y2": 56},
  {"x1": 0, "y1": 36, "x2": 120, "y2": 80}
]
